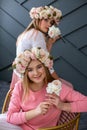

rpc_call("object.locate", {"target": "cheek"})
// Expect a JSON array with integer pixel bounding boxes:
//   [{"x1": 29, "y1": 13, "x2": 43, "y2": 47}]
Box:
[
  {"x1": 43, "y1": 72, "x2": 46, "y2": 78},
  {"x1": 40, "y1": 24, "x2": 44, "y2": 30},
  {"x1": 38, "y1": 67, "x2": 46, "y2": 76},
  {"x1": 40, "y1": 21, "x2": 46, "y2": 28},
  {"x1": 27, "y1": 72, "x2": 33, "y2": 79},
  {"x1": 41, "y1": 68, "x2": 46, "y2": 76},
  {"x1": 39, "y1": 21, "x2": 43, "y2": 28}
]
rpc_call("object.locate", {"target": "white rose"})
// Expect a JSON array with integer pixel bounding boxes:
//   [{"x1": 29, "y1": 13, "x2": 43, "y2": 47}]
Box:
[
  {"x1": 39, "y1": 50, "x2": 49, "y2": 61},
  {"x1": 24, "y1": 50, "x2": 31, "y2": 60},
  {"x1": 48, "y1": 25, "x2": 61, "y2": 38},
  {"x1": 46, "y1": 80, "x2": 62, "y2": 96},
  {"x1": 29, "y1": 8, "x2": 36, "y2": 19},
  {"x1": 16, "y1": 63, "x2": 25, "y2": 74},
  {"x1": 32, "y1": 47, "x2": 38, "y2": 56},
  {"x1": 39, "y1": 10, "x2": 48, "y2": 19}
]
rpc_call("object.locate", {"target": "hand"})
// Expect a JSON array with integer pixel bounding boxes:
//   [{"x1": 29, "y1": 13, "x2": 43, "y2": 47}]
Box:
[
  {"x1": 48, "y1": 35, "x2": 61, "y2": 45},
  {"x1": 35, "y1": 102, "x2": 51, "y2": 115},
  {"x1": 46, "y1": 93, "x2": 63, "y2": 109},
  {"x1": 47, "y1": 35, "x2": 61, "y2": 52}
]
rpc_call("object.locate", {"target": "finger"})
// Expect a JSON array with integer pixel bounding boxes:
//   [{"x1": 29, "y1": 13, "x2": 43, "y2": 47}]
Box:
[
  {"x1": 42, "y1": 106, "x2": 49, "y2": 115},
  {"x1": 42, "y1": 101, "x2": 51, "y2": 106},
  {"x1": 46, "y1": 93, "x2": 55, "y2": 98}
]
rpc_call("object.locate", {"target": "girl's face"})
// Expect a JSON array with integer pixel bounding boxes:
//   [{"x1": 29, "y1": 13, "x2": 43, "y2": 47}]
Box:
[
  {"x1": 39, "y1": 19, "x2": 54, "y2": 33},
  {"x1": 27, "y1": 60, "x2": 46, "y2": 84}
]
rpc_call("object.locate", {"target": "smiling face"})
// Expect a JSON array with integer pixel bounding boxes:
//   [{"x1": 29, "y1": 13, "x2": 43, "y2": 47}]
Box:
[
  {"x1": 39, "y1": 19, "x2": 55, "y2": 33},
  {"x1": 27, "y1": 59, "x2": 46, "y2": 85}
]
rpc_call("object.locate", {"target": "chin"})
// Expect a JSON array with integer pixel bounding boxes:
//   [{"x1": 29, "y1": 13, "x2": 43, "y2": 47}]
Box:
[
  {"x1": 45, "y1": 30, "x2": 48, "y2": 33},
  {"x1": 32, "y1": 79, "x2": 42, "y2": 83},
  {"x1": 43, "y1": 29, "x2": 48, "y2": 33},
  {"x1": 36, "y1": 78, "x2": 45, "y2": 84}
]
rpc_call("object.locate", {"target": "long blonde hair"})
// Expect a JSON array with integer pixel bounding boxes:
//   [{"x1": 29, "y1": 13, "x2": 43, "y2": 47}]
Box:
[{"x1": 22, "y1": 61, "x2": 54, "y2": 100}]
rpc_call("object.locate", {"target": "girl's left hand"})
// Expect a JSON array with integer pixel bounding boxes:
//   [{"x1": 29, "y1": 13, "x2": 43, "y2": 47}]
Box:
[
  {"x1": 48, "y1": 35, "x2": 61, "y2": 45},
  {"x1": 45, "y1": 93, "x2": 63, "y2": 109},
  {"x1": 47, "y1": 35, "x2": 61, "y2": 52}
]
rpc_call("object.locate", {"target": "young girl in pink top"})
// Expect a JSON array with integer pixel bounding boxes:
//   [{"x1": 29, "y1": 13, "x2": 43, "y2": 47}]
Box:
[{"x1": 0, "y1": 47, "x2": 87, "y2": 130}]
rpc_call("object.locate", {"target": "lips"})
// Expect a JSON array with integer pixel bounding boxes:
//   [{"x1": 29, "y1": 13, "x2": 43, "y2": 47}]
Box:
[{"x1": 33, "y1": 75, "x2": 41, "y2": 79}]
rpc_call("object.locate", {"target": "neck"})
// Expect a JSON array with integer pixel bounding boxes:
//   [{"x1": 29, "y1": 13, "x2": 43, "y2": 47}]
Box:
[
  {"x1": 38, "y1": 28, "x2": 48, "y2": 36},
  {"x1": 30, "y1": 82, "x2": 45, "y2": 92}
]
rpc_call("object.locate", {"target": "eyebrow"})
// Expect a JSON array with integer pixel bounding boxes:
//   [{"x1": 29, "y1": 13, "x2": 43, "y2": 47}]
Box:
[{"x1": 27, "y1": 63, "x2": 43, "y2": 69}]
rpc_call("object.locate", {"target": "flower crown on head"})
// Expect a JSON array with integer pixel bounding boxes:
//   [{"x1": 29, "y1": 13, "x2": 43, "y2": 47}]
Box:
[
  {"x1": 12, "y1": 47, "x2": 53, "y2": 77},
  {"x1": 29, "y1": 6, "x2": 62, "y2": 24}
]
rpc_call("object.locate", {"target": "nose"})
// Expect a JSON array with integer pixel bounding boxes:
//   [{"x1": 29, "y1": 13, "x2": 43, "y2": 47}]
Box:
[
  {"x1": 33, "y1": 69, "x2": 38, "y2": 75},
  {"x1": 48, "y1": 22, "x2": 51, "y2": 27},
  {"x1": 47, "y1": 21, "x2": 51, "y2": 27}
]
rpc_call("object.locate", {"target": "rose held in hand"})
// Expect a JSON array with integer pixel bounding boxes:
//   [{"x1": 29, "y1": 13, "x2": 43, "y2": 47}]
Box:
[
  {"x1": 48, "y1": 25, "x2": 61, "y2": 39},
  {"x1": 46, "y1": 80, "x2": 62, "y2": 96}
]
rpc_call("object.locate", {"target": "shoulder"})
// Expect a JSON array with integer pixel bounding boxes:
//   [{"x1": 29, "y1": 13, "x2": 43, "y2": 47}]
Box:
[
  {"x1": 31, "y1": 28, "x2": 44, "y2": 37},
  {"x1": 24, "y1": 29, "x2": 43, "y2": 39},
  {"x1": 60, "y1": 81, "x2": 74, "y2": 99},
  {"x1": 61, "y1": 82, "x2": 73, "y2": 91},
  {"x1": 25, "y1": 28, "x2": 41, "y2": 35},
  {"x1": 14, "y1": 80, "x2": 23, "y2": 95}
]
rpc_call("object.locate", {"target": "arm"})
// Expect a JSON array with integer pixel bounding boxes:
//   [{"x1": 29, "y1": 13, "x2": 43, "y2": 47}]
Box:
[
  {"x1": 46, "y1": 36, "x2": 60, "y2": 52},
  {"x1": 51, "y1": 71, "x2": 59, "y2": 79},
  {"x1": 7, "y1": 81, "x2": 50, "y2": 124},
  {"x1": 47, "y1": 83, "x2": 87, "y2": 112},
  {"x1": 49, "y1": 67, "x2": 59, "y2": 80},
  {"x1": 46, "y1": 93, "x2": 71, "y2": 112},
  {"x1": 25, "y1": 102, "x2": 51, "y2": 121},
  {"x1": 7, "y1": 82, "x2": 27, "y2": 125},
  {"x1": 60, "y1": 90, "x2": 87, "y2": 112},
  {"x1": 61, "y1": 84, "x2": 87, "y2": 112}
]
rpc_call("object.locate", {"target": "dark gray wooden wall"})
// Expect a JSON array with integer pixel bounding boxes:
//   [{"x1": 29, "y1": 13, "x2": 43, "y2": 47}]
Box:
[{"x1": 0, "y1": 0, "x2": 87, "y2": 95}]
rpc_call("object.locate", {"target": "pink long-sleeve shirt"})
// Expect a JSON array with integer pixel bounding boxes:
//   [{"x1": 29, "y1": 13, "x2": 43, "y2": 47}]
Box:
[{"x1": 7, "y1": 80, "x2": 87, "y2": 130}]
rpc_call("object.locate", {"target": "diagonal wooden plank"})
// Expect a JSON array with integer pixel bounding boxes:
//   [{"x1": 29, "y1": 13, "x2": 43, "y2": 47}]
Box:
[
  {"x1": 15, "y1": 0, "x2": 28, "y2": 5},
  {"x1": 23, "y1": 0, "x2": 55, "y2": 10},
  {"x1": 0, "y1": 9, "x2": 24, "y2": 38},
  {"x1": 0, "y1": 0, "x2": 30, "y2": 27},
  {"x1": 81, "y1": 46, "x2": 87, "y2": 56},
  {"x1": 0, "y1": 27, "x2": 16, "y2": 58},
  {"x1": 54, "y1": 57, "x2": 87, "y2": 95},
  {"x1": 52, "y1": 39, "x2": 87, "y2": 77},
  {"x1": 60, "y1": 4, "x2": 87, "y2": 36},
  {"x1": 0, "y1": 69, "x2": 12, "y2": 82},
  {"x1": 66, "y1": 26, "x2": 87, "y2": 49},
  {"x1": 52, "y1": 0, "x2": 87, "y2": 16}
]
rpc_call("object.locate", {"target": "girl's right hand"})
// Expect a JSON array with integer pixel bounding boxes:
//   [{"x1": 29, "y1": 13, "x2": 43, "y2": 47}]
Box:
[{"x1": 35, "y1": 102, "x2": 51, "y2": 115}]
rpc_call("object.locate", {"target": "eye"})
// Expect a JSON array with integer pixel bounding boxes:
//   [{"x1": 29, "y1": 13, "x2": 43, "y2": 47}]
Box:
[
  {"x1": 37, "y1": 64, "x2": 43, "y2": 69},
  {"x1": 44, "y1": 19, "x2": 48, "y2": 22},
  {"x1": 27, "y1": 68, "x2": 33, "y2": 72}
]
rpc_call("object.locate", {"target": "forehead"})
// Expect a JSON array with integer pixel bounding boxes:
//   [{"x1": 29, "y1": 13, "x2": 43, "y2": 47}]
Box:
[{"x1": 28, "y1": 59, "x2": 42, "y2": 68}]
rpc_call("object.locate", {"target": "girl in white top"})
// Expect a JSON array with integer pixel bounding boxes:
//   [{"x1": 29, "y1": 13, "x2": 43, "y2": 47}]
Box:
[{"x1": 10, "y1": 5, "x2": 73, "y2": 89}]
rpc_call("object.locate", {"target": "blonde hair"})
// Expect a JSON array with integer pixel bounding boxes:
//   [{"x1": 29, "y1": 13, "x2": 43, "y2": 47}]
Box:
[{"x1": 22, "y1": 61, "x2": 54, "y2": 101}]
